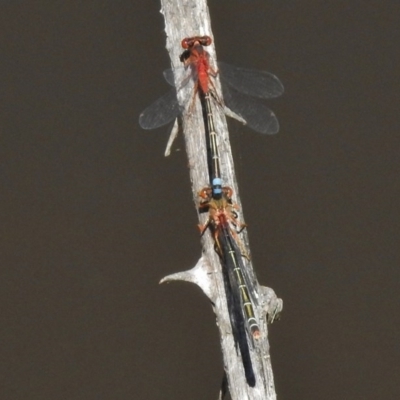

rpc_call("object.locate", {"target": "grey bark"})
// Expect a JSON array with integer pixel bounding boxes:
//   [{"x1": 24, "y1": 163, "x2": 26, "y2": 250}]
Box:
[{"x1": 158, "y1": 1, "x2": 283, "y2": 399}]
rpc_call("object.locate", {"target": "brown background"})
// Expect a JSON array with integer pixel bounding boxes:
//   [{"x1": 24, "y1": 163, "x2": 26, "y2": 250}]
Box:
[{"x1": 0, "y1": 1, "x2": 399, "y2": 399}]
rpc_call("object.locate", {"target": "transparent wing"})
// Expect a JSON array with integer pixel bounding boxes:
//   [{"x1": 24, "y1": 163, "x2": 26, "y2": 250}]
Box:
[
  {"x1": 165, "y1": 64, "x2": 284, "y2": 99},
  {"x1": 218, "y1": 62, "x2": 284, "y2": 99},
  {"x1": 163, "y1": 69, "x2": 175, "y2": 87},
  {"x1": 222, "y1": 84, "x2": 280, "y2": 134},
  {"x1": 163, "y1": 67, "x2": 197, "y2": 97},
  {"x1": 139, "y1": 89, "x2": 181, "y2": 130},
  {"x1": 161, "y1": 62, "x2": 283, "y2": 134}
]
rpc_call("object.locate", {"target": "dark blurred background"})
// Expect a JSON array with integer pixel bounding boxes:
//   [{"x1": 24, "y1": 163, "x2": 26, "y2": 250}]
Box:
[{"x1": 0, "y1": 1, "x2": 399, "y2": 399}]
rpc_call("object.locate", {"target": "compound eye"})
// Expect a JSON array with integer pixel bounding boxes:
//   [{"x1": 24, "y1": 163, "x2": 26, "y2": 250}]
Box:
[
  {"x1": 201, "y1": 36, "x2": 212, "y2": 46},
  {"x1": 181, "y1": 38, "x2": 190, "y2": 49}
]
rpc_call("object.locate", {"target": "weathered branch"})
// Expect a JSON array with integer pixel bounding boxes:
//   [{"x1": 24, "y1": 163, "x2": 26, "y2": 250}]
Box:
[{"x1": 159, "y1": 1, "x2": 283, "y2": 399}]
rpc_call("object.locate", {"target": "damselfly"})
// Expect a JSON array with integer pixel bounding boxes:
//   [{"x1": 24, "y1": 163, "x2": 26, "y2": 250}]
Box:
[
  {"x1": 139, "y1": 35, "x2": 284, "y2": 137},
  {"x1": 174, "y1": 37, "x2": 262, "y2": 386},
  {"x1": 198, "y1": 179, "x2": 259, "y2": 387},
  {"x1": 180, "y1": 36, "x2": 222, "y2": 181}
]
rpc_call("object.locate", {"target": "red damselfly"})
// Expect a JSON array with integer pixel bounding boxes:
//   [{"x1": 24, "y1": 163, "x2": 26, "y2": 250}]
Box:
[
  {"x1": 139, "y1": 36, "x2": 284, "y2": 137},
  {"x1": 180, "y1": 36, "x2": 222, "y2": 180}
]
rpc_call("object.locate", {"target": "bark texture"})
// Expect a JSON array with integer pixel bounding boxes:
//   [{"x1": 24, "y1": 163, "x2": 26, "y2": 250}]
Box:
[{"x1": 159, "y1": 1, "x2": 283, "y2": 398}]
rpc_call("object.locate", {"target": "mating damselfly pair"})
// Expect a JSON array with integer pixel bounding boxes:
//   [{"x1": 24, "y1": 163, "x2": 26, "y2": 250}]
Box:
[{"x1": 139, "y1": 35, "x2": 283, "y2": 387}]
